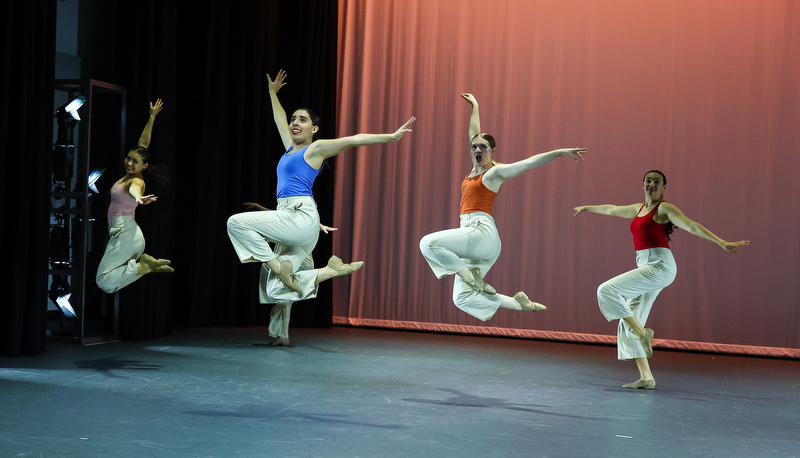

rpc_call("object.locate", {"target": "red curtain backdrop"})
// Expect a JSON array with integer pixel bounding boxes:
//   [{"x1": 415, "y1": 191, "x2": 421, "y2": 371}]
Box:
[{"x1": 333, "y1": 0, "x2": 800, "y2": 357}]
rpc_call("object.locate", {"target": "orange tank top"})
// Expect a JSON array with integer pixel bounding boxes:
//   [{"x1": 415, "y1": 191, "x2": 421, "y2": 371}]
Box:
[{"x1": 459, "y1": 172, "x2": 497, "y2": 216}]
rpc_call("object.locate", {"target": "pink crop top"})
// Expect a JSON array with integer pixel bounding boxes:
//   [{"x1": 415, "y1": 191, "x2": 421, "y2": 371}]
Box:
[{"x1": 107, "y1": 182, "x2": 138, "y2": 220}]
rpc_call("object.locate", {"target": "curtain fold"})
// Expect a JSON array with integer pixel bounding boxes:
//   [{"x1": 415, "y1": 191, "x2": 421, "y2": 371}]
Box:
[
  {"x1": 334, "y1": 0, "x2": 800, "y2": 354},
  {"x1": 1, "y1": 0, "x2": 56, "y2": 356}
]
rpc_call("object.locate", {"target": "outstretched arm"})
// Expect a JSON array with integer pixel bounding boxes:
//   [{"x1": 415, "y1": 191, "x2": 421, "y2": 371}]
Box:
[
  {"x1": 659, "y1": 203, "x2": 750, "y2": 253},
  {"x1": 267, "y1": 70, "x2": 293, "y2": 151},
  {"x1": 573, "y1": 204, "x2": 640, "y2": 219},
  {"x1": 483, "y1": 147, "x2": 587, "y2": 189},
  {"x1": 303, "y1": 116, "x2": 416, "y2": 169},
  {"x1": 461, "y1": 93, "x2": 480, "y2": 143},
  {"x1": 127, "y1": 178, "x2": 156, "y2": 205},
  {"x1": 137, "y1": 98, "x2": 163, "y2": 149}
]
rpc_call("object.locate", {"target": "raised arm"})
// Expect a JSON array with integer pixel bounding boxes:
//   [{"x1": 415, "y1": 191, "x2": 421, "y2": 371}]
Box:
[
  {"x1": 483, "y1": 147, "x2": 587, "y2": 190},
  {"x1": 267, "y1": 70, "x2": 293, "y2": 151},
  {"x1": 573, "y1": 204, "x2": 640, "y2": 219},
  {"x1": 302, "y1": 116, "x2": 416, "y2": 169},
  {"x1": 659, "y1": 203, "x2": 750, "y2": 253},
  {"x1": 137, "y1": 98, "x2": 163, "y2": 149},
  {"x1": 461, "y1": 93, "x2": 481, "y2": 143}
]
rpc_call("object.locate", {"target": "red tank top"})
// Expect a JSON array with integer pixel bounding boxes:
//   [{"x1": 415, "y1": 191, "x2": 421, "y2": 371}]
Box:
[
  {"x1": 630, "y1": 202, "x2": 670, "y2": 250},
  {"x1": 459, "y1": 172, "x2": 497, "y2": 216}
]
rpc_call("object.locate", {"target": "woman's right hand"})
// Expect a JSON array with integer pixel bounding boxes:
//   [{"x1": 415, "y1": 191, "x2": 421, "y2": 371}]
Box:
[
  {"x1": 267, "y1": 70, "x2": 288, "y2": 94},
  {"x1": 243, "y1": 202, "x2": 268, "y2": 211},
  {"x1": 461, "y1": 93, "x2": 478, "y2": 106}
]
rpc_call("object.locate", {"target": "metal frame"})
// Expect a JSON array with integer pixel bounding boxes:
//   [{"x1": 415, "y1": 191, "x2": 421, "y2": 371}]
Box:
[{"x1": 50, "y1": 79, "x2": 127, "y2": 345}]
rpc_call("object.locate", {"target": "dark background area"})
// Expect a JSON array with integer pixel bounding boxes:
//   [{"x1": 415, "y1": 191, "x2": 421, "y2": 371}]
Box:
[{"x1": 2, "y1": 0, "x2": 338, "y2": 356}]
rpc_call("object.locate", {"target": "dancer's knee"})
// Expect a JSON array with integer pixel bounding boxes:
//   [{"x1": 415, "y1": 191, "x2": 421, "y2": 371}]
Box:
[
  {"x1": 596, "y1": 283, "x2": 614, "y2": 311},
  {"x1": 597, "y1": 281, "x2": 614, "y2": 300},
  {"x1": 226, "y1": 214, "x2": 242, "y2": 232},
  {"x1": 95, "y1": 276, "x2": 116, "y2": 294},
  {"x1": 419, "y1": 235, "x2": 436, "y2": 256}
]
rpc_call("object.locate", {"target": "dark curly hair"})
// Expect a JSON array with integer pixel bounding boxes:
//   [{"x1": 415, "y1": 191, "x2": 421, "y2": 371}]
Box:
[{"x1": 133, "y1": 146, "x2": 170, "y2": 190}]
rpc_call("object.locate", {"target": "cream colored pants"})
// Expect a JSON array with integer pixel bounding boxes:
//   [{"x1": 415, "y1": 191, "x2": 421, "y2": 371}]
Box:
[
  {"x1": 597, "y1": 247, "x2": 677, "y2": 360},
  {"x1": 95, "y1": 216, "x2": 145, "y2": 293},
  {"x1": 227, "y1": 196, "x2": 321, "y2": 301},
  {"x1": 227, "y1": 196, "x2": 322, "y2": 339},
  {"x1": 420, "y1": 211, "x2": 516, "y2": 321}
]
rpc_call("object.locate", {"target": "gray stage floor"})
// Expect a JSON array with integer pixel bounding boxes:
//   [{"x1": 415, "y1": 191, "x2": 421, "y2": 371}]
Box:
[{"x1": 1, "y1": 326, "x2": 798, "y2": 457}]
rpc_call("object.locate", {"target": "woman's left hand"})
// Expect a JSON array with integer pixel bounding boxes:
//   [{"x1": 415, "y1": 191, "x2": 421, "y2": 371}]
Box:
[
  {"x1": 722, "y1": 240, "x2": 750, "y2": 254},
  {"x1": 139, "y1": 194, "x2": 158, "y2": 205},
  {"x1": 320, "y1": 224, "x2": 338, "y2": 234}
]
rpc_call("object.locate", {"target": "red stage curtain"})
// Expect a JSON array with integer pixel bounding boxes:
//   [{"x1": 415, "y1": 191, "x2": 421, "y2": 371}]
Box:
[{"x1": 333, "y1": 0, "x2": 800, "y2": 357}]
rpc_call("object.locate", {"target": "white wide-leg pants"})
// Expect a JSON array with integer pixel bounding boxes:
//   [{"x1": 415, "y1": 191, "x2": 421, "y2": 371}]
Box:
[
  {"x1": 420, "y1": 211, "x2": 511, "y2": 321},
  {"x1": 227, "y1": 196, "x2": 321, "y2": 302},
  {"x1": 227, "y1": 196, "x2": 322, "y2": 340},
  {"x1": 95, "y1": 216, "x2": 145, "y2": 293},
  {"x1": 597, "y1": 247, "x2": 677, "y2": 360},
  {"x1": 262, "y1": 254, "x2": 316, "y2": 339}
]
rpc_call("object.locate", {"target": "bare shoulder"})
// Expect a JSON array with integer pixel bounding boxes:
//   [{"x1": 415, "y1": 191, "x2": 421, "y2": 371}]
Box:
[
  {"x1": 123, "y1": 177, "x2": 146, "y2": 191},
  {"x1": 622, "y1": 202, "x2": 644, "y2": 218},
  {"x1": 658, "y1": 201, "x2": 681, "y2": 213},
  {"x1": 656, "y1": 201, "x2": 683, "y2": 223},
  {"x1": 303, "y1": 138, "x2": 334, "y2": 158}
]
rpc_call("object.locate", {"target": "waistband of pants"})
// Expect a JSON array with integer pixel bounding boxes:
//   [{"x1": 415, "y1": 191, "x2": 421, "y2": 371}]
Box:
[
  {"x1": 277, "y1": 196, "x2": 317, "y2": 207},
  {"x1": 635, "y1": 247, "x2": 673, "y2": 256},
  {"x1": 277, "y1": 196, "x2": 317, "y2": 210},
  {"x1": 108, "y1": 215, "x2": 136, "y2": 226},
  {"x1": 459, "y1": 211, "x2": 494, "y2": 223}
]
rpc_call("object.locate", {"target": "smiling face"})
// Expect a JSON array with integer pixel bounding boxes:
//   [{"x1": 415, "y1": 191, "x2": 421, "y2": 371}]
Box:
[
  {"x1": 289, "y1": 109, "x2": 319, "y2": 145},
  {"x1": 124, "y1": 151, "x2": 148, "y2": 177},
  {"x1": 470, "y1": 134, "x2": 496, "y2": 169},
  {"x1": 642, "y1": 171, "x2": 667, "y2": 201}
]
